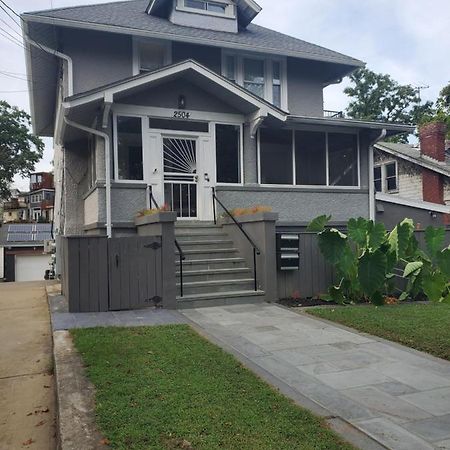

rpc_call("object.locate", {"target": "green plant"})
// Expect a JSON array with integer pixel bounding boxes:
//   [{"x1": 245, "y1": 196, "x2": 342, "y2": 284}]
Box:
[
  {"x1": 307, "y1": 216, "x2": 420, "y2": 305},
  {"x1": 402, "y1": 226, "x2": 450, "y2": 303}
]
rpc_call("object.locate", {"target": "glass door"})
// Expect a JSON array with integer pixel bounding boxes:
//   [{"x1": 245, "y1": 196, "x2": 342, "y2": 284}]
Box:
[{"x1": 162, "y1": 136, "x2": 198, "y2": 219}]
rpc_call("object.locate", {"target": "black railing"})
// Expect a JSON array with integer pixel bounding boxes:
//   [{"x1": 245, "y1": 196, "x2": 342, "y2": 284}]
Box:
[
  {"x1": 148, "y1": 187, "x2": 185, "y2": 297},
  {"x1": 211, "y1": 187, "x2": 260, "y2": 292},
  {"x1": 324, "y1": 110, "x2": 344, "y2": 119}
]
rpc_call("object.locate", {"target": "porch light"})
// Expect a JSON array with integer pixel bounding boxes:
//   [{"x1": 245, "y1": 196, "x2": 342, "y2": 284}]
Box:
[{"x1": 178, "y1": 95, "x2": 186, "y2": 110}]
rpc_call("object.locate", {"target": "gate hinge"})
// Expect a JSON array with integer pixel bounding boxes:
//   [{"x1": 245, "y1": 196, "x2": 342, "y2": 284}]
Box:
[{"x1": 144, "y1": 242, "x2": 162, "y2": 250}]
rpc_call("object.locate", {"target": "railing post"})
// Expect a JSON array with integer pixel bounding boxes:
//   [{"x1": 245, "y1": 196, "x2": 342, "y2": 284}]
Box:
[
  {"x1": 253, "y1": 247, "x2": 257, "y2": 292},
  {"x1": 212, "y1": 187, "x2": 217, "y2": 225}
]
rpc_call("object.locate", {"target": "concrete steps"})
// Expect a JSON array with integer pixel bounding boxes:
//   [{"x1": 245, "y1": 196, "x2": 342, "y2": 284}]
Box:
[{"x1": 175, "y1": 222, "x2": 265, "y2": 307}]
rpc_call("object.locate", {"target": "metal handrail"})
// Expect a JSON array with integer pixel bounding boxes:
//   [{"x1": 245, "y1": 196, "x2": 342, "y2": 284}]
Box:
[
  {"x1": 211, "y1": 187, "x2": 260, "y2": 292},
  {"x1": 148, "y1": 187, "x2": 185, "y2": 297}
]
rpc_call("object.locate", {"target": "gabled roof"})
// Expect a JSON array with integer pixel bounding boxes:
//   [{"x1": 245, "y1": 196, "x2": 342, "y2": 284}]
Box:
[
  {"x1": 376, "y1": 193, "x2": 450, "y2": 215},
  {"x1": 147, "y1": 0, "x2": 261, "y2": 28},
  {"x1": 375, "y1": 142, "x2": 450, "y2": 178},
  {"x1": 22, "y1": 0, "x2": 364, "y2": 67}
]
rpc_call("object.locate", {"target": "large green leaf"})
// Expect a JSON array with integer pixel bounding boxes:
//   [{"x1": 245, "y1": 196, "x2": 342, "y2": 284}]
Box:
[
  {"x1": 347, "y1": 218, "x2": 368, "y2": 247},
  {"x1": 339, "y1": 245, "x2": 358, "y2": 278},
  {"x1": 371, "y1": 291, "x2": 385, "y2": 306},
  {"x1": 403, "y1": 261, "x2": 424, "y2": 278},
  {"x1": 423, "y1": 272, "x2": 448, "y2": 302},
  {"x1": 425, "y1": 226, "x2": 446, "y2": 258},
  {"x1": 442, "y1": 290, "x2": 450, "y2": 304},
  {"x1": 367, "y1": 221, "x2": 386, "y2": 250},
  {"x1": 388, "y1": 219, "x2": 414, "y2": 259},
  {"x1": 317, "y1": 229, "x2": 348, "y2": 265},
  {"x1": 307, "y1": 215, "x2": 331, "y2": 233},
  {"x1": 437, "y1": 247, "x2": 450, "y2": 278},
  {"x1": 358, "y1": 249, "x2": 387, "y2": 296}
]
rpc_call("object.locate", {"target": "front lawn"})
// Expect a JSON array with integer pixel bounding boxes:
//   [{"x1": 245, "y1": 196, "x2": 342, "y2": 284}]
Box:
[
  {"x1": 72, "y1": 325, "x2": 353, "y2": 450},
  {"x1": 307, "y1": 303, "x2": 450, "y2": 361}
]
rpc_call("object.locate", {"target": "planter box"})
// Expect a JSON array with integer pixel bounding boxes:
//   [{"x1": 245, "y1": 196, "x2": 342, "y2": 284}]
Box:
[
  {"x1": 135, "y1": 212, "x2": 177, "y2": 227},
  {"x1": 220, "y1": 212, "x2": 279, "y2": 225}
]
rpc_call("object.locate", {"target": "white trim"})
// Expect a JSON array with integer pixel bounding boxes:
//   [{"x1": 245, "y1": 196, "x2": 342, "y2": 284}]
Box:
[
  {"x1": 63, "y1": 60, "x2": 287, "y2": 122},
  {"x1": 23, "y1": 14, "x2": 363, "y2": 67},
  {"x1": 376, "y1": 193, "x2": 450, "y2": 214},
  {"x1": 374, "y1": 159, "x2": 399, "y2": 194},
  {"x1": 375, "y1": 143, "x2": 450, "y2": 178},
  {"x1": 132, "y1": 36, "x2": 172, "y2": 76},
  {"x1": 176, "y1": 0, "x2": 236, "y2": 19}
]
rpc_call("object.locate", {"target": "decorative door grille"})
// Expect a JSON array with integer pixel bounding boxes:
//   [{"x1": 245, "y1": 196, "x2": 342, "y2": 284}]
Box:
[{"x1": 163, "y1": 137, "x2": 198, "y2": 218}]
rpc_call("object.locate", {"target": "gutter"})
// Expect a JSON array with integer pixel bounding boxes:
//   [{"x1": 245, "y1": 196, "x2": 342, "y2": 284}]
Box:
[
  {"x1": 63, "y1": 116, "x2": 112, "y2": 238},
  {"x1": 369, "y1": 129, "x2": 387, "y2": 220}
]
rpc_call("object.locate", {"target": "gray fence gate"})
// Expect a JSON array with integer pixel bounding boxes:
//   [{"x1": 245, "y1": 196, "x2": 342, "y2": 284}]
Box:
[
  {"x1": 108, "y1": 236, "x2": 162, "y2": 311},
  {"x1": 62, "y1": 235, "x2": 163, "y2": 312}
]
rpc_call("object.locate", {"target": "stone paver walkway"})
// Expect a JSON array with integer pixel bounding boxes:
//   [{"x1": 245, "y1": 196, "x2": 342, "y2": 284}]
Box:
[
  {"x1": 183, "y1": 304, "x2": 450, "y2": 450},
  {"x1": 49, "y1": 294, "x2": 187, "y2": 330}
]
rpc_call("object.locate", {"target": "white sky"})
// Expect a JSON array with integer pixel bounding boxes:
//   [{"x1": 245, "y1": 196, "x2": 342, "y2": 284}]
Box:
[{"x1": 2, "y1": 0, "x2": 450, "y2": 191}]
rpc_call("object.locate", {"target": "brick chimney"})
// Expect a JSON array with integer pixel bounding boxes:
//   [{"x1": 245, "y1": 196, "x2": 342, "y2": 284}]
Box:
[
  {"x1": 419, "y1": 122, "x2": 446, "y2": 162},
  {"x1": 419, "y1": 122, "x2": 447, "y2": 205}
]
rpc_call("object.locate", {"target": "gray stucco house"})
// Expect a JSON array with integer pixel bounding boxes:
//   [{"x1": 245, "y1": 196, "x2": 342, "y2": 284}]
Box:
[{"x1": 22, "y1": 0, "x2": 414, "y2": 307}]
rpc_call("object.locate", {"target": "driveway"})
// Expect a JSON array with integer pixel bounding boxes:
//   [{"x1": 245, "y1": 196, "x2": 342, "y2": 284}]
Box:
[
  {"x1": 183, "y1": 304, "x2": 450, "y2": 450},
  {"x1": 0, "y1": 282, "x2": 56, "y2": 450}
]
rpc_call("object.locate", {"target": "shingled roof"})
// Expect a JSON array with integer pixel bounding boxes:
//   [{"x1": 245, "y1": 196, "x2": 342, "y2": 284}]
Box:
[{"x1": 23, "y1": 0, "x2": 364, "y2": 67}]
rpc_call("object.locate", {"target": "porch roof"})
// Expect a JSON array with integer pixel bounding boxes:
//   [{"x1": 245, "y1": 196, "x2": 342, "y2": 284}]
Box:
[{"x1": 62, "y1": 59, "x2": 287, "y2": 122}]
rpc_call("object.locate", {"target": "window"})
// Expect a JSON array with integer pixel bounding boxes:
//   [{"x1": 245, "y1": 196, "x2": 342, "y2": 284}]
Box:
[
  {"x1": 259, "y1": 128, "x2": 293, "y2": 185},
  {"x1": 258, "y1": 129, "x2": 359, "y2": 188},
  {"x1": 328, "y1": 133, "x2": 359, "y2": 187},
  {"x1": 223, "y1": 53, "x2": 286, "y2": 108},
  {"x1": 244, "y1": 59, "x2": 265, "y2": 98},
  {"x1": 183, "y1": 0, "x2": 228, "y2": 14},
  {"x1": 116, "y1": 116, "x2": 143, "y2": 181},
  {"x1": 149, "y1": 118, "x2": 209, "y2": 133},
  {"x1": 138, "y1": 40, "x2": 170, "y2": 73},
  {"x1": 272, "y1": 61, "x2": 281, "y2": 108},
  {"x1": 374, "y1": 161, "x2": 398, "y2": 193},
  {"x1": 216, "y1": 124, "x2": 241, "y2": 184},
  {"x1": 295, "y1": 131, "x2": 327, "y2": 185}
]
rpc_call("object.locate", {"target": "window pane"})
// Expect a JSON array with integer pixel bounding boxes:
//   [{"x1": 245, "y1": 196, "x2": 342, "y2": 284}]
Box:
[
  {"x1": 117, "y1": 117, "x2": 143, "y2": 181},
  {"x1": 374, "y1": 166, "x2": 382, "y2": 192},
  {"x1": 374, "y1": 179, "x2": 382, "y2": 192},
  {"x1": 216, "y1": 124, "x2": 241, "y2": 184},
  {"x1": 328, "y1": 133, "x2": 358, "y2": 187},
  {"x1": 207, "y1": 2, "x2": 226, "y2": 13},
  {"x1": 273, "y1": 85, "x2": 281, "y2": 108},
  {"x1": 295, "y1": 131, "x2": 326, "y2": 185},
  {"x1": 260, "y1": 128, "x2": 293, "y2": 185},
  {"x1": 386, "y1": 162, "x2": 396, "y2": 178},
  {"x1": 185, "y1": 0, "x2": 206, "y2": 9},
  {"x1": 149, "y1": 118, "x2": 209, "y2": 133},
  {"x1": 244, "y1": 59, "x2": 265, "y2": 97},
  {"x1": 139, "y1": 41, "x2": 167, "y2": 72},
  {"x1": 224, "y1": 55, "x2": 236, "y2": 81},
  {"x1": 387, "y1": 177, "x2": 397, "y2": 191}
]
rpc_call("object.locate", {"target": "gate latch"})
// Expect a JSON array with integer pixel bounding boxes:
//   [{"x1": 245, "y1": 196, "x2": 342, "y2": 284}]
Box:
[{"x1": 144, "y1": 242, "x2": 162, "y2": 250}]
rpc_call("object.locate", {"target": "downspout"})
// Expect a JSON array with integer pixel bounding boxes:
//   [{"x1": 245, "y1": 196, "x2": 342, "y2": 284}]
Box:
[
  {"x1": 23, "y1": 33, "x2": 74, "y2": 97},
  {"x1": 369, "y1": 129, "x2": 387, "y2": 220},
  {"x1": 63, "y1": 117, "x2": 112, "y2": 238}
]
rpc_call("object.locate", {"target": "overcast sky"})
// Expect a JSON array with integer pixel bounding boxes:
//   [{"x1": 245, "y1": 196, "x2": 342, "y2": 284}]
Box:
[{"x1": 2, "y1": 0, "x2": 449, "y2": 191}]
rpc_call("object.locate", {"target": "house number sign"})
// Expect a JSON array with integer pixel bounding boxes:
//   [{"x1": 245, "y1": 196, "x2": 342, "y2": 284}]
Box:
[{"x1": 173, "y1": 110, "x2": 191, "y2": 119}]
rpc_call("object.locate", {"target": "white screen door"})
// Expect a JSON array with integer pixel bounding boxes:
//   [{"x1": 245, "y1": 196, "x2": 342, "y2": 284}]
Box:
[{"x1": 163, "y1": 136, "x2": 198, "y2": 218}]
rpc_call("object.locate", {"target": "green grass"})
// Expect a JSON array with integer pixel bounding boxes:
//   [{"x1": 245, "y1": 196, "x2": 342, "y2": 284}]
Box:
[
  {"x1": 72, "y1": 325, "x2": 353, "y2": 450},
  {"x1": 307, "y1": 303, "x2": 450, "y2": 361}
]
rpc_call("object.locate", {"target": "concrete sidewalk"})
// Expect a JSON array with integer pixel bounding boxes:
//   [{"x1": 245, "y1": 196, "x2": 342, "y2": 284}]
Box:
[
  {"x1": 183, "y1": 304, "x2": 450, "y2": 450},
  {"x1": 0, "y1": 281, "x2": 56, "y2": 450}
]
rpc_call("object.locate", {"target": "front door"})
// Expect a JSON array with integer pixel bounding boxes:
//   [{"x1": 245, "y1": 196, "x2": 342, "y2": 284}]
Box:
[{"x1": 163, "y1": 136, "x2": 199, "y2": 219}]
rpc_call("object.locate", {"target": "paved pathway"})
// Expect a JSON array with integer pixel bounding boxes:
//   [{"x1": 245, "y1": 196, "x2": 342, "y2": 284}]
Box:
[
  {"x1": 183, "y1": 304, "x2": 450, "y2": 450},
  {"x1": 0, "y1": 282, "x2": 56, "y2": 450}
]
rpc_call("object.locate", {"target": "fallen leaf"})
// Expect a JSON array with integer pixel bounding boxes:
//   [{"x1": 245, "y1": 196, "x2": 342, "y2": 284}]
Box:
[
  {"x1": 41, "y1": 408, "x2": 49, "y2": 413},
  {"x1": 99, "y1": 438, "x2": 110, "y2": 445},
  {"x1": 35, "y1": 420, "x2": 45, "y2": 427},
  {"x1": 22, "y1": 438, "x2": 34, "y2": 446},
  {"x1": 43, "y1": 385, "x2": 51, "y2": 389},
  {"x1": 26, "y1": 413, "x2": 32, "y2": 417}
]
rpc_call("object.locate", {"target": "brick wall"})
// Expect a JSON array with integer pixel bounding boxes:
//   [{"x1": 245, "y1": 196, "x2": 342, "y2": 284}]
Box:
[
  {"x1": 419, "y1": 122, "x2": 446, "y2": 162},
  {"x1": 422, "y1": 168, "x2": 444, "y2": 205}
]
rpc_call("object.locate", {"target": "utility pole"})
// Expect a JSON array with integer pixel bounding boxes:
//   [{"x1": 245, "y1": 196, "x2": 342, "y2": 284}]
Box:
[{"x1": 415, "y1": 84, "x2": 430, "y2": 103}]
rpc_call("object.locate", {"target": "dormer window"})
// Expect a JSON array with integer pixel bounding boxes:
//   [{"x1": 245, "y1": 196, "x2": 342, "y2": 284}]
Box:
[{"x1": 177, "y1": 0, "x2": 235, "y2": 18}]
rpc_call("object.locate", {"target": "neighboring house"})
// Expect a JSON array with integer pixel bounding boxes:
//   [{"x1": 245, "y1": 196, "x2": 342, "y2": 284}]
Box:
[
  {"x1": 374, "y1": 122, "x2": 450, "y2": 229},
  {"x1": 0, "y1": 223, "x2": 53, "y2": 282},
  {"x1": 28, "y1": 172, "x2": 55, "y2": 223},
  {"x1": 2, "y1": 190, "x2": 29, "y2": 223}
]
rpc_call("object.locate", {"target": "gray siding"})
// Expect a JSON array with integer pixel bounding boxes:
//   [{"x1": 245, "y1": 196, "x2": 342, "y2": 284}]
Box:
[
  {"x1": 121, "y1": 78, "x2": 241, "y2": 114},
  {"x1": 217, "y1": 187, "x2": 370, "y2": 223},
  {"x1": 287, "y1": 58, "x2": 324, "y2": 117},
  {"x1": 61, "y1": 28, "x2": 133, "y2": 95},
  {"x1": 172, "y1": 42, "x2": 222, "y2": 73}
]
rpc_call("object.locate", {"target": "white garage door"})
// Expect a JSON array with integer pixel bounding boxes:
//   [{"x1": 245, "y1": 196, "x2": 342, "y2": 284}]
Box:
[{"x1": 15, "y1": 254, "x2": 51, "y2": 282}]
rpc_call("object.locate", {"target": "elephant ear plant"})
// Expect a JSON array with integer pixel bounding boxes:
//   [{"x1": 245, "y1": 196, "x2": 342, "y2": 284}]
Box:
[
  {"x1": 402, "y1": 226, "x2": 450, "y2": 303},
  {"x1": 307, "y1": 216, "x2": 426, "y2": 305}
]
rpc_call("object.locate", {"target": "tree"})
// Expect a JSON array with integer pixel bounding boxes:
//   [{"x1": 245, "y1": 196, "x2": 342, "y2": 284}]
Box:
[
  {"x1": 0, "y1": 101, "x2": 44, "y2": 200},
  {"x1": 417, "y1": 82, "x2": 450, "y2": 138},
  {"x1": 344, "y1": 68, "x2": 430, "y2": 143}
]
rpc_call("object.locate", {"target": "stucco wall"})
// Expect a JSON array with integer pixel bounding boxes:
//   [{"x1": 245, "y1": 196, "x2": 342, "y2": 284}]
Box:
[
  {"x1": 61, "y1": 28, "x2": 133, "y2": 95},
  {"x1": 216, "y1": 187, "x2": 370, "y2": 223}
]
